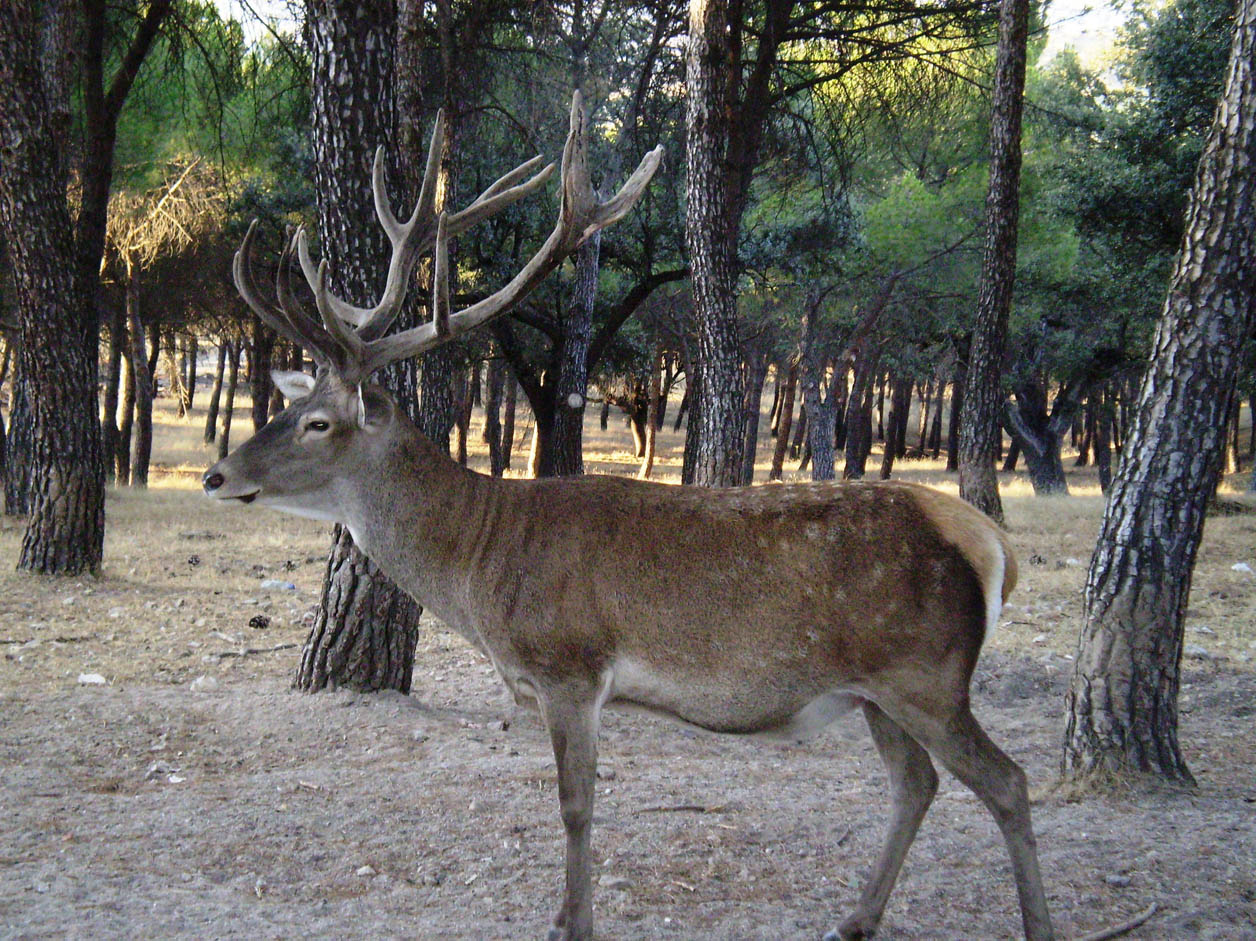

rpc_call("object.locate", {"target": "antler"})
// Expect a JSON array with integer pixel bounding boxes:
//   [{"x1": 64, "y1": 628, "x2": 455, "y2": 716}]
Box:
[{"x1": 233, "y1": 92, "x2": 663, "y2": 385}]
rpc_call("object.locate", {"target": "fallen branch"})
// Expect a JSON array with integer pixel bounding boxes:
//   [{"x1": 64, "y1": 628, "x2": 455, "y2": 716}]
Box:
[
  {"x1": 634, "y1": 804, "x2": 726, "y2": 815},
  {"x1": 209, "y1": 643, "x2": 297, "y2": 660},
  {"x1": 1073, "y1": 902, "x2": 1159, "y2": 941}
]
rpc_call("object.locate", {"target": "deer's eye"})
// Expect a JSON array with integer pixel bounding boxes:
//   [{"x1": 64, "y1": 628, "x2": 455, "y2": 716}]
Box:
[{"x1": 306, "y1": 420, "x2": 331, "y2": 433}]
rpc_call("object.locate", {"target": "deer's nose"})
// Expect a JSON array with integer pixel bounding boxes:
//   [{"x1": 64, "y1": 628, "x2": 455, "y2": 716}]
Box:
[{"x1": 203, "y1": 472, "x2": 225, "y2": 492}]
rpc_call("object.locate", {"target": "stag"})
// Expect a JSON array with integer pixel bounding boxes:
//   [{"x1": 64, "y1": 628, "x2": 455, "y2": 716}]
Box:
[{"x1": 203, "y1": 95, "x2": 1054, "y2": 941}]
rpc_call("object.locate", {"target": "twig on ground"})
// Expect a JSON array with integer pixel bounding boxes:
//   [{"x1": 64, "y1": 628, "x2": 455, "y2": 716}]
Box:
[
  {"x1": 634, "y1": 804, "x2": 727, "y2": 814},
  {"x1": 1073, "y1": 902, "x2": 1159, "y2": 941},
  {"x1": 209, "y1": 643, "x2": 297, "y2": 660}
]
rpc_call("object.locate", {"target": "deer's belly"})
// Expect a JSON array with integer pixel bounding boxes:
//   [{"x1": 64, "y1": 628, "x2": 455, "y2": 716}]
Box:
[{"x1": 608, "y1": 656, "x2": 863, "y2": 741}]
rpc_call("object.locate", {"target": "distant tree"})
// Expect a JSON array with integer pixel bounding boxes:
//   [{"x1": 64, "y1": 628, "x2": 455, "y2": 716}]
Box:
[{"x1": 1062, "y1": 0, "x2": 1256, "y2": 783}]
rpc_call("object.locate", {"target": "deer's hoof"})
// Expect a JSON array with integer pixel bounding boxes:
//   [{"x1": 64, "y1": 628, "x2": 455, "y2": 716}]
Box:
[
  {"x1": 823, "y1": 914, "x2": 877, "y2": 941},
  {"x1": 547, "y1": 926, "x2": 591, "y2": 941}
]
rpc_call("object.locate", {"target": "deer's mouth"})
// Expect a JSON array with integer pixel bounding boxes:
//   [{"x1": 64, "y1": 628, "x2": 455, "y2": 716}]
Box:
[{"x1": 233, "y1": 491, "x2": 259, "y2": 504}]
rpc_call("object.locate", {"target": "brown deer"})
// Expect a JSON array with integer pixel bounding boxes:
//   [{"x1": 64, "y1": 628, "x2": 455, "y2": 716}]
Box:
[{"x1": 203, "y1": 95, "x2": 1054, "y2": 941}]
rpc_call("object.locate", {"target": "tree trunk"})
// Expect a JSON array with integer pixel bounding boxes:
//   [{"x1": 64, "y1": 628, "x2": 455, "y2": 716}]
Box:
[
  {"x1": 502, "y1": 369, "x2": 518, "y2": 470},
  {"x1": 483, "y1": 355, "x2": 505, "y2": 477},
  {"x1": 0, "y1": 0, "x2": 107, "y2": 571},
  {"x1": 1003, "y1": 380, "x2": 1073, "y2": 496},
  {"x1": 4, "y1": 368, "x2": 32, "y2": 515},
  {"x1": 1002, "y1": 438, "x2": 1020, "y2": 473},
  {"x1": 1063, "y1": 0, "x2": 1256, "y2": 783},
  {"x1": 116, "y1": 350, "x2": 134, "y2": 484},
  {"x1": 685, "y1": 0, "x2": 744, "y2": 486},
  {"x1": 947, "y1": 360, "x2": 965, "y2": 472},
  {"x1": 551, "y1": 234, "x2": 600, "y2": 477},
  {"x1": 1094, "y1": 387, "x2": 1113, "y2": 493},
  {"x1": 296, "y1": 0, "x2": 421, "y2": 695},
  {"x1": 184, "y1": 333, "x2": 197, "y2": 412},
  {"x1": 879, "y1": 377, "x2": 912, "y2": 480},
  {"x1": 639, "y1": 347, "x2": 663, "y2": 480},
  {"x1": 843, "y1": 346, "x2": 879, "y2": 480},
  {"x1": 958, "y1": 0, "x2": 1030, "y2": 525},
  {"x1": 165, "y1": 329, "x2": 187, "y2": 418},
  {"x1": 146, "y1": 321, "x2": 160, "y2": 398},
  {"x1": 740, "y1": 350, "x2": 769, "y2": 484},
  {"x1": 204, "y1": 339, "x2": 226, "y2": 444},
  {"x1": 1223, "y1": 391, "x2": 1241, "y2": 475},
  {"x1": 125, "y1": 259, "x2": 153, "y2": 489},
  {"x1": 929, "y1": 378, "x2": 945, "y2": 457},
  {"x1": 916, "y1": 378, "x2": 932, "y2": 454},
  {"x1": 875, "y1": 373, "x2": 886, "y2": 442},
  {"x1": 249, "y1": 318, "x2": 275, "y2": 431},
  {"x1": 800, "y1": 301, "x2": 836, "y2": 481},
  {"x1": 769, "y1": 361, "x2": 797, "y2": 481},
  {"x1": 789, "y1": 401, "x2": 808, "y2": 460},
  {"x1": 217, "y1": 340, "x2": 239, "y2": 461},
  {"x1": 454, "y1": 365, "x2": 472, "y2": 467},
  {"x1": 101, "y1": 305, "x2": 124, "y2": 484}
]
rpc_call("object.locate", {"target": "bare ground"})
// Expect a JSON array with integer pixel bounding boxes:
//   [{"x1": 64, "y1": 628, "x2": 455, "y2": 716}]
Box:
[{"x1": 2, "y1": 397, "x2": 1255, "y2": 940}]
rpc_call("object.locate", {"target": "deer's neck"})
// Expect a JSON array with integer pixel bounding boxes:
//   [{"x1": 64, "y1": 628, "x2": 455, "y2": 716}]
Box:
[{"x1": 339, "y1": 422, "x2": 502, "y2": 628}]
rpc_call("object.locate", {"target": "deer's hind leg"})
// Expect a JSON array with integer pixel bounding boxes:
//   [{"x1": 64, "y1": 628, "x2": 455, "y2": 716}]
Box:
[
  {"x1": 881, "y1": 694, "x2": 1055, "y2": 941},
  {"x1": 825, "y1": 701, "x2": 939, "y2": 941}
]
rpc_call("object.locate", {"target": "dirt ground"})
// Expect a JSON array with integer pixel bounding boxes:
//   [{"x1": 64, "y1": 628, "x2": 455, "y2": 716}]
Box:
[{"x1": 2, "y1": 391, "x2": 1255, "y2": 940}]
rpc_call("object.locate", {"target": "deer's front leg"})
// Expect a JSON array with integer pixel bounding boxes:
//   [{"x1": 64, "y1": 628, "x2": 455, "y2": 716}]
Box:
[{"x1": 540, "y1": 680, "x2": 607, "y2": 941}]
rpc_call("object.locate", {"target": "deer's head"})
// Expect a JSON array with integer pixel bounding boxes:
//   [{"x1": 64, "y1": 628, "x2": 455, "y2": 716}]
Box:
[{"x1": 203, "y1": 94, "x2": 661, "y2": 516}]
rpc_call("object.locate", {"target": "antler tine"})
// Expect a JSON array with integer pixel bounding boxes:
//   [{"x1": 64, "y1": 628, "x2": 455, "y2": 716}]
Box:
[
  {"x1": 356, "y1": 91, "x2": 663, "y2": 378},
  {"x1": 559, "y1": 90, "x2": 597, "y2": 229},
  {"x1": 445, "y1": 155, "x2": 555, "y2": 239},
  {"x1": 233, "y1": 221, "x2": 330, "y2": 366},
  {"x1": 274, "y1": 228, "x2": 340, "y2": 368},
  {"x1": 297, "y1": 229, "x2": 367, "y2": 378}
]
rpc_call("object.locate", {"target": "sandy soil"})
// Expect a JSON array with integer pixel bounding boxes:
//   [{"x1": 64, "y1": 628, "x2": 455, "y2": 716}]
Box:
[{"x1": 1, "y1": 394, "x2": 1254, "y2": 940}]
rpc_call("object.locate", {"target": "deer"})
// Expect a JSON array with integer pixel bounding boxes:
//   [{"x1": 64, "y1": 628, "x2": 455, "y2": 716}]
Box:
[{"x1": 203, "y1": 94, "x2": 1055, "y2": 941}]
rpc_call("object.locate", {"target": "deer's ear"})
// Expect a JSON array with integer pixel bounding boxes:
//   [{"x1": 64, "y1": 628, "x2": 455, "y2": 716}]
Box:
[
  {"x1": 273, "y1": 371, "x2": 317, "y2": 402},
  {"x1": 356, "y1": 385, "x2": 395, "y2": 432}
]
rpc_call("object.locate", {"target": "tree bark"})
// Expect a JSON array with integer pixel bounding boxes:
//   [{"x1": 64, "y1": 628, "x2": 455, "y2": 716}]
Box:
[
  {"x1": 684, "y1": 0, "x2": 745, "y2": 486},
  {"x1": 800, "y1": 302, "x2": 836, "y2": 481},
  {"x1": 1063, "y1": 0, "x2": 1256, "y2": 783},
  {"x1": 958, "y1": 0, "x2": 1030, "y2": 525},
  {"x1": 551, "y1": 234, "x2": 600, "y2": 477},
  {"x1": 296, "y1": 0, "x2": 421, "y2": 695},
  {"x1": 249, "y1": 318, "x2": 275, "y2": 431},
  {"x1": 4, "y1": 367, "x2": 32, "y2": 515},
  {"x1": 0, "y1": 0, "x2": 107, "y2": 572}
]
